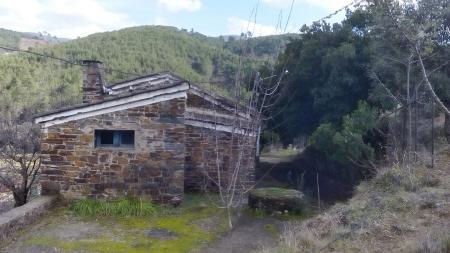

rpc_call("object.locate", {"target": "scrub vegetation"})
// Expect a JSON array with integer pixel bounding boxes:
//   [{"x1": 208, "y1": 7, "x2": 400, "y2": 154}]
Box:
[{"x1": 259, "y1": 151, "x2": 450, "y2": 253}]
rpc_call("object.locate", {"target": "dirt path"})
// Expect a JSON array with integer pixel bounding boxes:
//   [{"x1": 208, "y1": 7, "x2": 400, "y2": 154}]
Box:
[{"x1": 200, "y1": 214, "x2": 282, "y2": 253}]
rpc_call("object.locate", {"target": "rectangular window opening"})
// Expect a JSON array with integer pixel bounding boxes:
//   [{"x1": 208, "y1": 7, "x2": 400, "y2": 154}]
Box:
[{"x1": 95, "y1": 130, "x2": 135, "y2": 148}]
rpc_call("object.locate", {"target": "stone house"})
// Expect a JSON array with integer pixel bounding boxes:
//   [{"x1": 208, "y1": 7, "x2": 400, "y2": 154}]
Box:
[{"x1": 34, "y1": 60, "x2": 256, "y2": 203}]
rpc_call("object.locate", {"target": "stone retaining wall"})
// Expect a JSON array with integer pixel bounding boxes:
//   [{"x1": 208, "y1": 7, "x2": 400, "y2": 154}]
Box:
[{"x1": 0, "y1": 196, "x2": 56, "y2": 241}]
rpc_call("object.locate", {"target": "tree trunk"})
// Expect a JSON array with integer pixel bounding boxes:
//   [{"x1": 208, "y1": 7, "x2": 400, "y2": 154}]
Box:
[
  {"x1": 401, "y1": 108, "x2": 408, "y2": 159},
  {"x1": 445, "y1": 113, "x2": 450, "y2": 144},
  {"x1": 13, "y1": 189, "x2": 27, "y2": 207},
  {"x1": 416, "y1": 47, "x2": 450, "y2": 116}
]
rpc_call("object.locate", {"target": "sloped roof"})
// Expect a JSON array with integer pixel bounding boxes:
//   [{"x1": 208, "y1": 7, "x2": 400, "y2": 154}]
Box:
[
  {"x1": 35, "y1": 71, "x2": 253, "y2": 128},
  {"x1": 104, "y1": 71, "x2": 251, "y2": 117},
  {"x1": 106, "y1": 71, "x2": 183, "y2": 95},
  {"x1": 35, "y1": 81, "x2": 190, "y2": 127}
]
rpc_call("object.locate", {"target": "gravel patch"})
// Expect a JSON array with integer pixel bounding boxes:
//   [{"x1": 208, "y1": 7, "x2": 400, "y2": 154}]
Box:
[{"x1": 200, "y1": 215, "x2": 282, "y2": 253}]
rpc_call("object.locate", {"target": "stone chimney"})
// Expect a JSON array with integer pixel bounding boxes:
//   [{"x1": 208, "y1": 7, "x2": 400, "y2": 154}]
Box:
[{"x1": 82, "y1": 60, "x2": 105, "y2": 103}]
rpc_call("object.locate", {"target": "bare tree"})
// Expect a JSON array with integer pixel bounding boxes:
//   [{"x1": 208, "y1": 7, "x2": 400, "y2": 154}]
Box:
[
  {"x1": 0, "y1": 116, "x2": 41, "y2": 207},
  {"x1": 197, "y1": 1, "x2": 297, "y2": 227},
  {"x1": 199, "y1": 59, "x2": 287, "y2": 228},
  {"x1": 369, "y1": 0, "x2": 449, "y2": 169}
]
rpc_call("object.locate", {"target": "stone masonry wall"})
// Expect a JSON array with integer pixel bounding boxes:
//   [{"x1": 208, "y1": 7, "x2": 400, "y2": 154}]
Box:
[
  {"x1": 40, "y1": 98, "x2": 186, "y2": 202},
  {"x1": 187, "y1": 93, "x2": 231, "y2": 114},
  {"x1": 184, "y1": 125, "x2": 256, "y2": 192},
  {"x1": 0, "y1": 196, "x2": 56, "y2": 241}
]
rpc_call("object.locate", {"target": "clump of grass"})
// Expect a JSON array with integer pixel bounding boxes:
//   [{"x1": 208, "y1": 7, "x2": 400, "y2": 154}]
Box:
[
  {"x1": 407, "y1": 232, "x2": 450, "y2": 253},
  {"x1": 70, "y1": 198, "x2": 158, "y2": 217},
  {"x1": 373, "y1": 165, "x2": 440, "y2": 193}
]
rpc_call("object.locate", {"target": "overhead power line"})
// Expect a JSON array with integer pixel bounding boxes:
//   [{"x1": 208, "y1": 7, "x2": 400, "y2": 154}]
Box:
[
  {"x1": 0, "y1": 45, "x2": 78, "y2": 65},
  {"x1": 0, "y1": 45, "x2": 141, "y2": 78},
  {"x1": 0, "y1": 0, "x2": 364, "y2": 83},
  {"x1": 312, "y1": 0, "x2": 365, "y2": 25}
]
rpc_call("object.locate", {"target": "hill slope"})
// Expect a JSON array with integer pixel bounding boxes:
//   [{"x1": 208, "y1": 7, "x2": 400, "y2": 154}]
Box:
[
  {"x1": 0, "y1": 28, "x2": 66, "y2": 51},
  {"x1": 0, "y1": 26, "x2": 293, "y2": 114},
  {"x1": 0, "y1": 28, "x2": 22, "y2": 49},
  {"x1": 264, "y1": 150, "x2": 450, "y2": 253}
]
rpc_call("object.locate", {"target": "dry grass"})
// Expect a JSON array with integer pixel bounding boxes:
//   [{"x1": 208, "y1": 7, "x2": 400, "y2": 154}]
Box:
[{"x1": 264, "y1": 150, "x2": 450, "y2": 253}]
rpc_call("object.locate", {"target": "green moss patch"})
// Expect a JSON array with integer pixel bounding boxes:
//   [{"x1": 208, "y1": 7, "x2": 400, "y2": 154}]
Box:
[
  {"x1": 24, "y1": 195, "x2": 228, "y2": 253},
  {"x1": 264, "y1": 224, "x2": 279, "y2": 236}
]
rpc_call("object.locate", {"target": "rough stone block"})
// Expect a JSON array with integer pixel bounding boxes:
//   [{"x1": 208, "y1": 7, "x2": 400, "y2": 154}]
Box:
[{"x1": 248, "y1": 188, "x2": 305, "y2": 213}]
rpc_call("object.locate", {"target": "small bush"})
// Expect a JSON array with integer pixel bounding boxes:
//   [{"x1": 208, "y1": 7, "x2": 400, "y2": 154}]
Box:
[
  {"x1": 373, "y1": 166, "x2": 440, "y2": 193},
  {"x1": 419, "y1": 174, "x2": 440, "y2": 188},
  {"x1": 70, "y1": 198, "x2": 158, "y2": 217},
  {"x1": 373, "y1": 168, "x2": 403, "y2": 191}
]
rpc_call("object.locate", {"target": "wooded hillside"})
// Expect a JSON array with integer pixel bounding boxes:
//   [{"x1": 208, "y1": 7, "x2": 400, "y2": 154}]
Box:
[{"x1": 0, "y1": 25, "x2": 293, "y2": 114}]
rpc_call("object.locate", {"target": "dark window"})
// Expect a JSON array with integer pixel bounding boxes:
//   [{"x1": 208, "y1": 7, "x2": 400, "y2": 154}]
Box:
[
  {"x1": 95, "y1": 130, "x2": 135, "y2": 148},
  {"x1": 98, "y1": 130, "x2": 114, "y2": 146},
  {"x1": 120, "y1": 131, "x2": 135, "y2": 145}
]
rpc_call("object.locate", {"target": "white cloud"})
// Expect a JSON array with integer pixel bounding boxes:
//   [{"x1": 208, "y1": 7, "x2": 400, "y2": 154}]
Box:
[
  {"x1": 153, "y1": 16, "x2": 168, "y2": 26},
  {"x1": 227, "y1": 17, "x2": 279, "y2": 37},
  {"x1": 262, "y1": 0, "x2": 354, "y2": 11},
  {"x1": 157, "y1": 0, "x2": 202, "y2": 12},
  {"x1": 0, "y1": 0, "x2": 135, "y2": 38}
]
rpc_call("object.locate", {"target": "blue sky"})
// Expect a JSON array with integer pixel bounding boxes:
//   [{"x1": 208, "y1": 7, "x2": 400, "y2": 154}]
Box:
[{"x1": 0, "y1": 0, "x2": 353, "y2": 38}]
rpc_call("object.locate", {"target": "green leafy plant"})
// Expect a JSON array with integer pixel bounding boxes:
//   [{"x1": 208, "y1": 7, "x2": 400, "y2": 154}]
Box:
[
  {"x1": 69, "y1": 198, "x2": 158, "y2": 217},
  {"x1": 311, "y1": 101, "x2": 377, "y2": 165}
]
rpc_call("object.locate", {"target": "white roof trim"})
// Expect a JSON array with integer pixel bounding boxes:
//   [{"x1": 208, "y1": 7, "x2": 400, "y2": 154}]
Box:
[
  {"x1": 39, "y1": 92, "x2": 187, "y2": 128},
  {"x1": 185, "y1": 119, "x2": 256, "y2": 136},
  {"x1": 188, "y1": 88, "x2": 250, "y2": 118},
  {"x1": 36, "y1": 83, "x2": 189, "y2": 127},
  {"x1": 109, "y1": 73, "x2": 173, "y2": 90},
  {"x1": 109, "y1": 78, "x2": 174, "y2": 96},
  {"x1": 186, "y1": 107, "x2": 249, "y2": 121}
]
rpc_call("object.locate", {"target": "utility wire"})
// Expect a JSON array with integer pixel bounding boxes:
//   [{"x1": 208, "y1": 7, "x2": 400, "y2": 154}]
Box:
[
  {"x1": 312, "y1": 0, "x2": 365, "y2": 25},
  {"x1": 0, "y1": 0, "x2": 363, "y2": 84},
  {"x1": 0, "y1": 45, "x2": 141, "y2": 78},
  {"x1": 284, "y1": 0, "x2": 295, "y2": 33},
  {"x1": 0, "y1": 45, "x2": 79, "y2": 65}
]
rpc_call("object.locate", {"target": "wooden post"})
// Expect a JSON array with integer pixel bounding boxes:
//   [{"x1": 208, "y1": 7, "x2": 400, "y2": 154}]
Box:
[
  {"x1": 414, "y1": 95, "x2": 418, "y2": 164},
  {"x1": 316, "y1": 171, "x2": 321, "y2": 212},
  {"x1": 256, "y1": 126, "x2": 261, "y2": 161},
  {"x1": 431, "y1": 96, "x2": 435, "y2": 169}
]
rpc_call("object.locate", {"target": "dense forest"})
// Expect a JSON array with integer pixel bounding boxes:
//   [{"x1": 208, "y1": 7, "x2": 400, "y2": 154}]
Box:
[
  {"x1": 266, "y1": 0, "x2": 449, "y2": 167},
  {"x1": 0, "y1": 26, "x2": 294, "y2": 115}
]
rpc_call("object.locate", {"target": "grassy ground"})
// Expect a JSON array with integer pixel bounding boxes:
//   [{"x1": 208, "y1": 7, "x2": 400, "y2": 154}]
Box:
[
  {"x1": 259, "y1": 148, "x2": 300, "y2": 164},
  {"x1": 261, "y1": 148, "x2": 300, "y2": 158},
  {"x1": 259, "y1": 149, "x2": 450, "y2": 253},
  {"x1": 1, "y1": 194, "x2": 229, "y2": 253}
]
